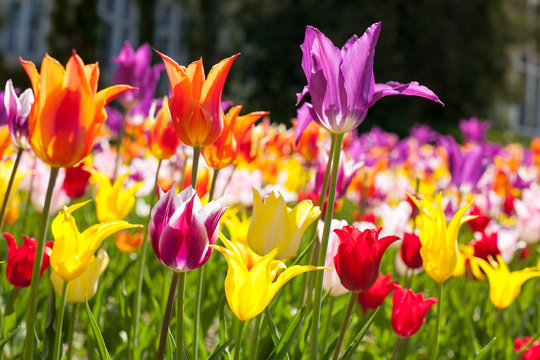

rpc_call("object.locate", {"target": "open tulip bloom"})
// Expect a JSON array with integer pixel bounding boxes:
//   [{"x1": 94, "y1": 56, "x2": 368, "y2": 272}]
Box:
[
  {"x1": 297, "y1": 23, "x2": 443, "y2": 135},
  {"x1": 149, "y1": 185, "x2": 228, "y2": 272}
]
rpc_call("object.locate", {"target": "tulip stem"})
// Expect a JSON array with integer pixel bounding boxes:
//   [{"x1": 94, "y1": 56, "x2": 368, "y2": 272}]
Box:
[
  {"x1": 67, "y1": 303, "x2": 79, "y2": 360},
  {"x1": 191, "y1": 146, "x2": 201, "y2": 189},
  {"x1": 332, "y1": 292, "x2": 357, "y2": 360},
  {"x1": 252, "y1": 313, "x2": 263, "y2": 359},
  {"x1": 52, "y1": 281, "x2": 68, "y2": 360},
  {"x1": 0, "y1": 287, "x2": 21, "y2": 360},
  {"x1": 302, "y1": 135, "x2": 336, "y2": 307},
  {"x1": 321, "y1": 295, "x2": 335, "y2": 351},
  {"x1": 310, "y1": 133, "x2": 343, "y2": 360},
  {"x1": 19, "y1": 156, "x2": 37, "y2": 234},
  {"x1": 22, "y1": 165, "x2": 59, "y2": 360},
  {"x1": 0, "y1": 147, "x2": 23, "y2": 232},
  {"x1": 234, "y1": 320, "x2": 245, "y2": 360},
  {"x1": 157, "y1": 271, "x2": 179, "y2": 360},
  {"x1": 391, "y1": 337, "x2": 403, "y2": 360},
  {"x1": 131, "y1": 159, "x2": 162, "y2": 359},
  {"x1": 177, "y1": 272, "x2": 186, "y2": 360},
  {"x1": 208, "y1": 168, "x2": 220, "y2": 202},
  {"x1": 429, "y1": 281, "x2": 444, "y2": 360}
]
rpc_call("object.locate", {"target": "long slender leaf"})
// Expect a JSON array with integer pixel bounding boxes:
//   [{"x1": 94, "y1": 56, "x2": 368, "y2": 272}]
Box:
[
  {"x1": 85, "y1": 299, "x2": 112, "y2": 360},
  {"x1": 267, "y1": 307, "x2": 306, "y2": 360},
  {"x1": 0, "y1": 326, "x2": 19, "y2": 347},
  {"x1": 475, "y1": 337, "x2": 496, "y2": 360},
  {"x1": 339, "y1": 307, "x2": 380, "y2": 360},
  {"x1": 208, "y1": 338, "x2": 234, "y2": 360}
]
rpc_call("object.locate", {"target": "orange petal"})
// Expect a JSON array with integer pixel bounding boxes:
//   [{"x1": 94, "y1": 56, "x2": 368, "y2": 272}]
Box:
[
  {"x1": 234, "y1": 111, "x2": 268, "y2": 143},
  {"x1": 95, "y1": 85, "x2": 136, "y2": 107},
  {"x1": 186, "y1": 58, "x2": 205, "y2": 99},
  {"x1": 19, "y1": 58, "x2": 40, "y2": 93},
  {"x1": 64, "y1": 52, "x2": 92, "y2": 95},
  {"x1": 201, "y1": 54, "x2": 239, "y2": 108},
  {"x1": 156, "y1": 50, "x2": 188, "y2": 88},
  {"x1": 84, "y1": 63, "x2": 100, "y2": 94}
]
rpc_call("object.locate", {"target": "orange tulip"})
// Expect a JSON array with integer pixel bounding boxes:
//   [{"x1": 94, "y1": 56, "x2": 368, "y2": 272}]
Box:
[
  {"x1": 202, "y1": 105, "x2": 268, "y2": 169},
  {"x1": 20, "y1": 51, "x2": 134, "y2": 168},
  {"x1": 157, "y1": 51, "x2": 238, "y2": 147},
  {"x1": 148, "y1": 97, "x2": 180, "y2": 160}
]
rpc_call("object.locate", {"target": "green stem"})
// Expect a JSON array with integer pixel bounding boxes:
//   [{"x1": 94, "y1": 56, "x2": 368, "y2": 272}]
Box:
[
  {"x1": 208, "y1": 168, "x2": 220, "y2": 202},
  {"x1": 252, "y1": 314, "x2": 263, "y2": 359},
  {"x1": 131, "y1": 159, "x2": 162, "y2": 359},
  {"x1": 0, "y1": 287, "x2": 20, "y2": 360},
  {"x1": 391, "y1": 337, "x2": 403, "y2": 360},
  {"x1": 302, "y1": 136, "x2": 336, "y2": 307},
  {"x1": 157, "y1": 272, "x2": 180, "y2": 360},
  {"x1": 52, "y1": 281, "x2": 68, "y2": 360},
  {"x1": 429, "y1": 281, "x2": 444, "y2": 360},
  {"x1": 177, "y1": 272, "x2": 186, "y2": 360},
  {"x1": 191, "y1": 146, "x2": 201, "y2": 189},
  {"x1": 332, "y1": 292, "x2": 357, "y2": 360},
  {"x1": 234, "y1": 320, "x2": 245, "y2": 360},
  {"x1": 321, "y1": 296, "x2": 335, "y2": 351},
  {"x1": 66, "y1": 303, "x2": 79, "y2": 360},
  {"x1": 0, "y1": 147, "x2": 23, "y2": 232},
  {"x1": 22, "y1": 166, "x2": 59, "y2": 360},
  {"x1": 310, "y1": 133, "x2": 343, "y2": 360}
]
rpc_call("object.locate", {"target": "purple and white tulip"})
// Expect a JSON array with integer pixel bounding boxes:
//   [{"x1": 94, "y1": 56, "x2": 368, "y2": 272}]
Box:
[{"x1": 4, "y1": 80, "x2": 33, "y2": 149}]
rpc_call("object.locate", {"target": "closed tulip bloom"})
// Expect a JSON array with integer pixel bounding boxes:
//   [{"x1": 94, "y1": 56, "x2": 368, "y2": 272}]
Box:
[
  {"x1": 4, "y1": 79, "x2": 33, "y2": 149},
  {"x1": 20, "y1": 52, "x2": 135, "y2": 167},
  {"x1": 50, "y1": 201, "x2": 141, "y2": 281},
  {"x1": 408, "y1": 194, "x2": 477, "y2": 283},
  {"x1": 211, "y1": 236, "x2": 321, "y2": 321},
  {"x1": 357, "y1": 273, "x2": 397, "y2": 314},
  {"x1": 202, "y1": 105, "x2": 268, "y2": 169},
  {"x1": 62, "y1": 164, "x2": 91, "y2": 199},
  {"x1": 334, "y1": 225, "x2": 399, "y2": 292},
  {"x1": 400, "y1": 232, "x2": 423, "y2": 269},
  {"x1": 148, "y1": 97, "x2": 180, "y2": 160},
  {"x1": 4, "y1": 232, "x2": 53, "y2": 287},
  {"x1": 298, "y1": 23, "x2": 442, "y2": 134},
  {"x1": 247, "y1": 188, "x2": 320, "y2": 260},
  {"x1": 149, "y1": 186, "x2": 227, "y2": 272},
  {"x1": 391, "y1": 284, "x2": 437, "y2": 338},
  {"x1": 157, "y1": 51, "x2": 238, "y2": 147},
  {"x1": 514, "y1": 337, "x2": 540, "y2": 360},
  {"x1": 477, "y1": 255, "x2": 540, "y2": 309},
  {"x1": 50, "y1": 249, "x2": 109, "y2": 303},
  {"x1": 90, "y1": 170, "x2": 143, "y2": 222}
]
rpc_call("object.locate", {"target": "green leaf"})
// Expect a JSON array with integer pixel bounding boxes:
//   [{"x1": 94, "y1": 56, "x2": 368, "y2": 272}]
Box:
[
  {"x1": 339, "y1": 307, "x2": 380, "y2": 360},
  {"x1": 475, "y1": 337, "x2": 496, "y2": 360},
  {"x1": 266, "y1": 307, "x2": 306, "y2": 360},
  {"x1": 85, "y1": 298, "x2": 112, "y2": 360},
  {"x1": 0, "y1": 326, "x2": 19, "y2": 347},
  {"x1": 208, "y1": 338, "x2": 234, "y2": 360}
]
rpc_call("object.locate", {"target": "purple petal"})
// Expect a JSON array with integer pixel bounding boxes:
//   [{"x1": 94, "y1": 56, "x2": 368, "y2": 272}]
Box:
[
  {"x1": 149, "y1": 186, "x2": 185, "y2": 259},
  {"x1": 295, "y1": 103, "x2": 316, "y2": 145},
  {"x1": 198, "y1": 195, "x2": 228, "y2": 245},
  {"x1": 368, "y1": 81, "x2": 444, "y2": 109},
  {"x1": 340, "y1": 22, "x2": 381, "y2": 124}
]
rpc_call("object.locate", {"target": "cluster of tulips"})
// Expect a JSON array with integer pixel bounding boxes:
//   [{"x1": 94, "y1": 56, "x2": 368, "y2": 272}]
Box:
[{"x1": 0, "y1": 21, "x2": 538, "y2": 360}]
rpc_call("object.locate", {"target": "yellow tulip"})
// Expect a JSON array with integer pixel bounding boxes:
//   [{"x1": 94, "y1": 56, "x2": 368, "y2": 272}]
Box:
[
  {"x1": 90, "y1": 170, "x2": 143, "y2": 222},
  {"x1": 50, "y1": 249, "x2": 109, "y2": 303},
  {"x1": 50, "y1": 201, "x2": 141, "y2": 281},
  {"x1": 477, "y1": 255, "x2": 540, "y2": 309},
  {"x1": 409, "y1": 193, "x2": 476, "y2": 283},
  {"x1": 453, "y1": 245, "x2": 485, "y2": 280},
  {"x1": 211, "y1": 235, "x2": 322, "y2": 321},
  {"x1": 247, "y1": 188, "x2": 320, "y2": 260}
]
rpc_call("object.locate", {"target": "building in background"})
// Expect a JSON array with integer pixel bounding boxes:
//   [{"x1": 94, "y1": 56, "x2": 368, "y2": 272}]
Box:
[{"x1": 0, "y1": 0, "x2": 184, "y2": 79}]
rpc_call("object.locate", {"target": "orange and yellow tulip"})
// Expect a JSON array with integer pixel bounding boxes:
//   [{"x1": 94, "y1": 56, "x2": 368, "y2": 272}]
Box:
[
  {"x1": 202, "y1": 105, "x2": 268, "y2": 169},
  {"x1": 157, "y1": 51, "x2": 238, "y2": 147},
  {"x1": 148, "y1": 97, "x2": 180, "y2": 160},
  {"x1": 20, "y1": 51, "x2": 134, "y2": 167}
]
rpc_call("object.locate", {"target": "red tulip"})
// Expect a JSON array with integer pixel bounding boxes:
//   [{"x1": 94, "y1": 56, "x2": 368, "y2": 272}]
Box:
[
  {"x1": 514, "y1": 337, "x2": 540, "y2": 360},
  {"x1": 400, "y1": 232, "x2": 423, "y2": 269},
  {"x1": 470, "y1": 232, "x2": 500, "y2": 262},
  {"x1": 467, "y1": 205, "x2": 490, "y2": 233},
  {"x1": 391, "y1": 284, "x2": 437, "y2": 338},
  {"x1": 357, "y1": 273, "x2": 396, "y2": 314},
  {"x1": 62, "y1": 164, "x2": 92, "y2": 198},
  {"x1": 4, "y1": 232, "x2": 53, "y2": 287},
  {"x1": 334, "y1": 225, "x2": 399, "y2": 292}
]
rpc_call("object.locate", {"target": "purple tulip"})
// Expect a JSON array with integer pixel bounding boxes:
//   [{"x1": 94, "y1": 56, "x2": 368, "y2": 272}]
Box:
[
  {"x1": 298, "y1": 23, "x2": 443, "y2": 134},
  {"x1": 410, "y1": 124, "x2": 438, "y2": 144},
  {"x1": 149, "y1": 186, "x2": 228, "y2": 272},
  {"x1": 439, "y1": 135, "x2": 493, "y2": 191},
  {"x1": 458, "y1": 117, "x2": 490, "y2": 143},
  {"x1": 113, "y1": 42, "x2": 164, "y2": 109},
  {"x1": 4, "y1": 80, "x2": 33, "y2": 149}
]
